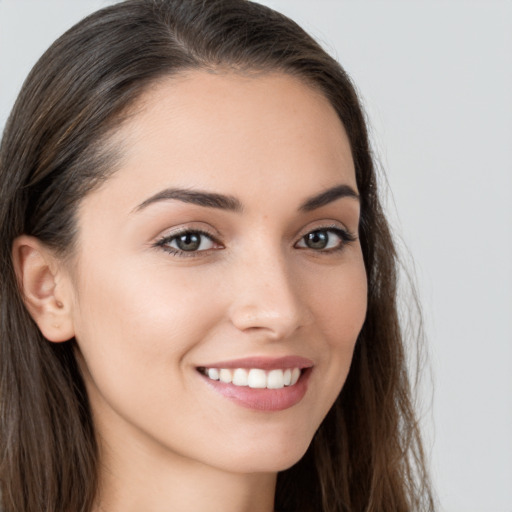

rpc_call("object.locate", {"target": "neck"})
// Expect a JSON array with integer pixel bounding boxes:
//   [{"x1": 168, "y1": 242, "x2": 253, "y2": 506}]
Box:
[{"x1": 93, "y1": 434, "x2": 277, "y2": 512}]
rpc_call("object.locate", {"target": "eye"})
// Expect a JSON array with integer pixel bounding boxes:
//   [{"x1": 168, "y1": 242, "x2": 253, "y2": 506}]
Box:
[
  {"x1": 295, "y1": 227, "x2": 355, "y2": 252},
  {"x1": 155, "y1": 229, "x2": 220, "y2": 256}
]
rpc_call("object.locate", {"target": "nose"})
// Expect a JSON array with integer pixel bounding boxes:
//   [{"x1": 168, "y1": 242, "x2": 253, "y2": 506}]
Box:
[{"x1": 227, "y1": 249, "x2": 311, "y2": 340}]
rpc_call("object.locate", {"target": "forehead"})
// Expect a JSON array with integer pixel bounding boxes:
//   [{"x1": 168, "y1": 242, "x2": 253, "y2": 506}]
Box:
[{"x1": 84, "y1": 71, "x2": 356, "y2": 214}]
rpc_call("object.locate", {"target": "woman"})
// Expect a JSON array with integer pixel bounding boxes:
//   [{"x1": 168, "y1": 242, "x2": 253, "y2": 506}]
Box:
[{"x1": 0, "y1": 1, "x2": 435, "y2": 511}]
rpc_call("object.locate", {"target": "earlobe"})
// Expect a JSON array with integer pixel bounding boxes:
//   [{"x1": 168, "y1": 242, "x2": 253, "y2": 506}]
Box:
[{"x1": 12, "y1": 235, "x2": 75, "y2": 343}]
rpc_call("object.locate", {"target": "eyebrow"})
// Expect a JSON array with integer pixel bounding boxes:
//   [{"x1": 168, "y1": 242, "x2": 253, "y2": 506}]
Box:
[
  {"x1": 133, "y1": 184, "x2": 359, "y2": 213},
  {"x1": 134, "y1": 188, "x2": 243, "y2": 213},
  {"x1": 299, "y1": 184, "x2": 360, "y2": 212}
]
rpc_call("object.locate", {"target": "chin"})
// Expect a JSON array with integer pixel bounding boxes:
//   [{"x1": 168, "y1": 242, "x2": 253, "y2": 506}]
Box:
[{"x1": 212, "y1": 432, "x2": 313, "y2": 474}]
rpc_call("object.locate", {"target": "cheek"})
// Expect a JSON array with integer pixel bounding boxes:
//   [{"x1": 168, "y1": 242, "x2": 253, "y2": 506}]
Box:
[
  {"x1": 307, "y1": 255, "x2": 367, "y2": 343},
  {"x1": 70, "y1": 257, "x2": 231, "y2": 451},
  {"x1": 303, "y1": 253, "x2": 367, "y2": 396},
  {"x1": 71, "y1": 256, "x2": 225, "y2": 384}
]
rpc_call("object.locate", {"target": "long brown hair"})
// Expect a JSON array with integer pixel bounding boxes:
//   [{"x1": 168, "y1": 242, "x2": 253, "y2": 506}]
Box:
[{"x1": 0, "y1": 1, "x2": 435, "y2": 510}]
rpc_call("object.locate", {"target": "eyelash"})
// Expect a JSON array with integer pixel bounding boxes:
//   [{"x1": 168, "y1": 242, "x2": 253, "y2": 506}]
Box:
[
  {"x1": 154, "y1": 226, "x2": 356, "y2": 258},
  {"x1": 154, "y1": 229, "x2": 220, "y2": 258},
  {"x1": 295, "y1": 226, "x2": 357, "y2": 253}
]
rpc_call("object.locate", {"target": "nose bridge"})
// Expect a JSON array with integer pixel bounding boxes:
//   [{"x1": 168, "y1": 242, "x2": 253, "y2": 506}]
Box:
[{"x1": 228, "y1": 241, "x2": 307, "y2": 338}]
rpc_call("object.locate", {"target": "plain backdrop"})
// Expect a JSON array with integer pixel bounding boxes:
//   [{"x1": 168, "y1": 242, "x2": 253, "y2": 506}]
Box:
[{"x1": 1, "y1": 1, "x2": 511, "y2": 511}]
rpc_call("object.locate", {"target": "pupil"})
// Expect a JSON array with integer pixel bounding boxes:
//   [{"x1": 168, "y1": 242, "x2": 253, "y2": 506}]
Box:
[
  {"x1": 177, "y1": 233, "x2": 201, "y2": 251},
  {"x1": 306, "y1": 231, "x2": 328, "y2": 249}
]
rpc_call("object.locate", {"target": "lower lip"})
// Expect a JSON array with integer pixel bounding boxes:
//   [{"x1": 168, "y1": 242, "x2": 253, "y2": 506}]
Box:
[{"x1": 199, "y1": 368, "x2": 312, "y2": 412}]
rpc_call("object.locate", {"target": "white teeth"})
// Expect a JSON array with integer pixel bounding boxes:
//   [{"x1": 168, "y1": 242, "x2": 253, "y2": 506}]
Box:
[
  {"x1": 219, "y1": 369, "x2": 232, "y2": 383},
  {"x1": 202, "y1": 367, "x2": 303, "y2": 389},
  {"x1": 267, "y1": 369, "x2": 284, "y2": 389},
  {"x1": 207, "y1": 368, "x2": 220, "y2": 380},
  {"x1": 232, "y1": 368, "x2": 248, "y2": 386},
  {"x1": 247, "y1": 369, "x2": 267, "y2": 388}
]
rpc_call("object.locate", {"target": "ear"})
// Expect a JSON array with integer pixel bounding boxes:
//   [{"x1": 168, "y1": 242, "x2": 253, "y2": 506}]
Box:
[{"x1": 12, "y1": 235, "x2": 75, "y2": 343}]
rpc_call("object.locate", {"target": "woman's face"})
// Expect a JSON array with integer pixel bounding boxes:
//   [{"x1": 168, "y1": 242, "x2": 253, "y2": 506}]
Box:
[{"x1": 66, "y1": 72, "x2": 367, "y2": 474}]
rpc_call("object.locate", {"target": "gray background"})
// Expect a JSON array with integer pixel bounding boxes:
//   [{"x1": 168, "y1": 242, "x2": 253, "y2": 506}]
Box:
[{"x1": 1, "y1": 1, "x2": 511, "y2": 511}]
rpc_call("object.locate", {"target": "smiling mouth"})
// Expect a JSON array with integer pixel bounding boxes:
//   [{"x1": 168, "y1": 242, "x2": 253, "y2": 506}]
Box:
[{"x1": 197, "y1": 367, "x2": 303, "y2": 390}]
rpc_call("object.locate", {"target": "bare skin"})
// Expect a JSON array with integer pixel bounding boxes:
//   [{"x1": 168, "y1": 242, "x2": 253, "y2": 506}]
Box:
[{"x1": 14, "y1": 72, "x2": 367, "y2": 512}]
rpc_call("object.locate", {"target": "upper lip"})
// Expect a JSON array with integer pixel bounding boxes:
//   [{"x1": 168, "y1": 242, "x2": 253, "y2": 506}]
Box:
[{"x1": 197, "y1": 356, "x2": 314, "y2": 370}]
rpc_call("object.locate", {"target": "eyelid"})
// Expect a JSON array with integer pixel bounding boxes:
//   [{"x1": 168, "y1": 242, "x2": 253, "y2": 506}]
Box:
[
  {"x1": 151, "y1": 221, "x2": 357, "y2": 258},
  {"x1": 153, "y1": 226, "x2": 223, "y2": 258},
  {"x1": 295, "y1": 221, "x2": 355, "y2": 240},
  {"x1": 294, "y1": 223, "x2": 357, "y2": 252}
]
